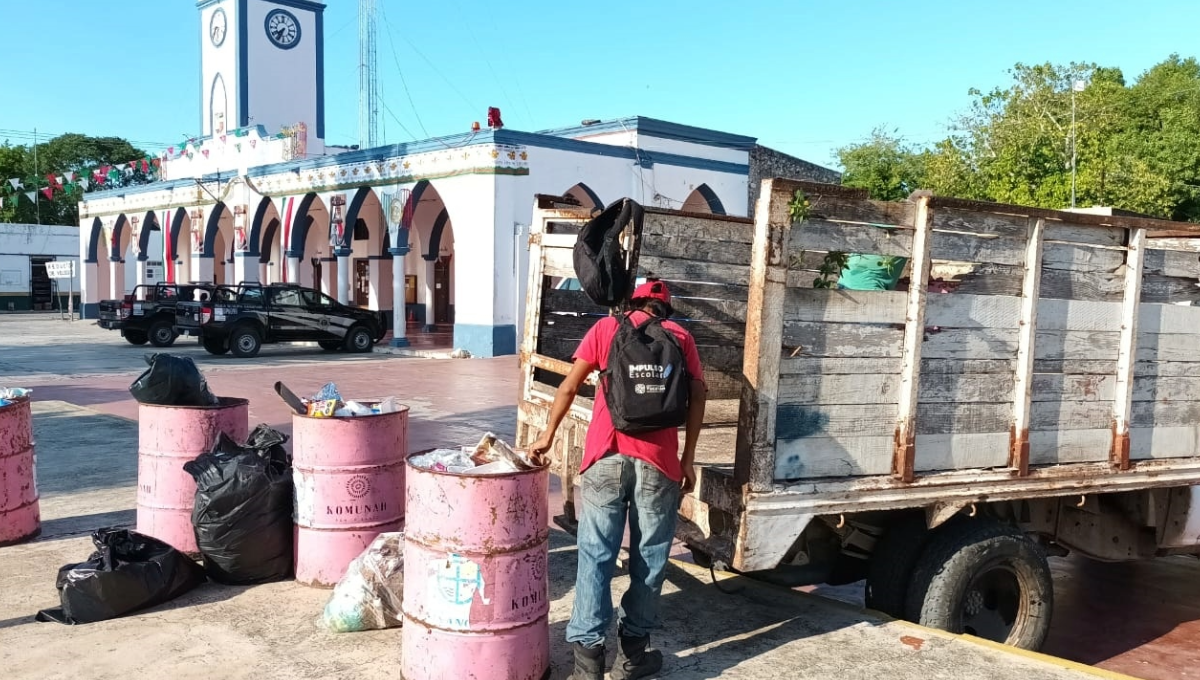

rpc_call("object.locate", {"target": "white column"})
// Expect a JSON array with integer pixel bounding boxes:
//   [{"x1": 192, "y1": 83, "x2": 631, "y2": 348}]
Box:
[
  {"x1": 234, "y1": 252, "x2": 259, "y2": 283},
  {"x1": 194, "y1": 256, "x2": 214, "y2": 286},
  {"x1": 423, "y1": 257, "x2": 437, "y2": 330},
  {"x1": 287, "y1": 256, "x2": 301, "y2": 284},
  {"x1": 336, "y1": 252, "x2": 351, "y2": 304},
  {"x1": 259, "y1": 262, "x2": 269, "y2": 284},
  {"x1": 109, "y1": 261, "x2": 122, "y2": 300},
  {"x1": 390, "y1": 248, "x2": 409, "y2": 346},
  {"x1": 134, "y1": 260, "x2": 149, "y2": 299}
]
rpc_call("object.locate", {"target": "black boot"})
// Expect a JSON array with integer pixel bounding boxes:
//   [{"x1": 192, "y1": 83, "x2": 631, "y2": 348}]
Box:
[
  {"x1": 610, "y1": 631, "x2": 662, "y2": 680},
  {"x1": 569, "y1": 642, "x2": 606, "y2": 680}
]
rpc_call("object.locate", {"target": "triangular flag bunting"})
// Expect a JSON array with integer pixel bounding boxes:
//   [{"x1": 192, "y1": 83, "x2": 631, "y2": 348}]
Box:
[
  {"x1": 219, "y1": 135, "x2": 226, "y2": 144},
  {"x1": 42, "y1": 187, "x2": 54, "y2": 200},
  {"x1": 8, "y1": 178, "x2": 21, "y2": 190},
  {"x1": 250, "y1": 139, "x2": 257, "y2": 148},
  {"x1": 168, "y1": 146, "x2": 175, "y2": 156},
  {"x1": 202, "y1": 149, "x2": 210, "y2": 158},
  {"x1": 80, "y1": 178, "x2": 89, "y2": 190},
  {"x1": 0, "y1": 197, "x2": 4, "y2": 209},
  {"x1": 64, "y1": 171, "x2": 74, "y2": 182},
  {"x1": 56, "y1": 175, "x2": 64, "y2": 185},
  {"x1": 25, "y1": 190, "x2": 36, "y2": 202}
]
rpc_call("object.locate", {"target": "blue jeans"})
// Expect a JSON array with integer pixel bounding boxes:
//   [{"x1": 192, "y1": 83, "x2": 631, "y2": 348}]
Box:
[{"x1": 566, "y1": 454, "x2": 681, "y2": 648}]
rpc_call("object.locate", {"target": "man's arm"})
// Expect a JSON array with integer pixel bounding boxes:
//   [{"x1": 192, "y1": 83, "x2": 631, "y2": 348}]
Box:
[
  {"x1": 528, "y1": 358, "x2": 595, "y2": 465},
  {"x1": 679, "y1": 378, "x2": 707, "y2": 493}
]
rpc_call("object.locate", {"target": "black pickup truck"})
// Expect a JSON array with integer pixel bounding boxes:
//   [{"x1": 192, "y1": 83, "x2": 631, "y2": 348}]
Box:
[
  {"x1": 175, "y1": 283, "x2": 387, "y2": 358},
  {"x1": 98, "y1": 282, "x2": 216, "y2": 347}
]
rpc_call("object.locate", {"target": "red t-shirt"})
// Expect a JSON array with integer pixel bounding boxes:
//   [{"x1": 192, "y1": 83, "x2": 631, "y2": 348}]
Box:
[{"x1": 573, "y1": 312, "x2": 706, "y2": 482}]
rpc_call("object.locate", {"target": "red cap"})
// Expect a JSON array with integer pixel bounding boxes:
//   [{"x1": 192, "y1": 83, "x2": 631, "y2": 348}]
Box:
[{"x1": 631, "y1": 279, "x2": 671, "y2": 304}]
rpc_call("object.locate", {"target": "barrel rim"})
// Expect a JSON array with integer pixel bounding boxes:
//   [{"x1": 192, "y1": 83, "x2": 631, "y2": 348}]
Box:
[
  {"x1": 137, "y1": 396, "x2": 249, "y2": 410},
  {"x1": 0, "y1": 395, "x2": 31, "y2": 414},
  {"x1": 292, "y1": 400, "x2": 410, "y2": 421},
  {"x1": 406, "y1": 448, "x2": 549, "y2": 479}
]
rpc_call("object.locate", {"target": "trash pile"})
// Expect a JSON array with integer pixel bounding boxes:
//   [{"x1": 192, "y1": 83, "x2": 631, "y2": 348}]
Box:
[
  {"x1": 128, "y1": 354, "x2": 219, "y2": 406},
  {"x1": 323, "y1": 532, "x2": 404, "y2": 633},
  {"x1": 277, "y1": 381, "x2": 400, "y2": 418},
  {"x1": 409, "y1": 432, "x2": 539, "y2": 475},
  {"x1": 0, "y1": 387, "x2": 31, "y2": 408}
]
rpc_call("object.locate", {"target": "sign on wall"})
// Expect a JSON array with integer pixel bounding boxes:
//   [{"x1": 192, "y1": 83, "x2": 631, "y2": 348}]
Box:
[{"x1": 44, "y1": 261, "x2": 75, "y2": 279}]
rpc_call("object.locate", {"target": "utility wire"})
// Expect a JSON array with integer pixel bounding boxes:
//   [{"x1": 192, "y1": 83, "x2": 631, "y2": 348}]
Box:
[
  {"x1": 378, "y1": 4, "x2": 428, "y2": 138},
  {"x1": 378, "y1": 4, "x2": 478, "y2": 115}
]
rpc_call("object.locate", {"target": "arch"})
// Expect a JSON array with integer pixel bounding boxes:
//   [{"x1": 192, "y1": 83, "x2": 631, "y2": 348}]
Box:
[
  {"x1": 342, "y1": 186, "x2": 374, "y2": 251},
  {"x1": 288, "y1": 192, "x2": 330, "y2": 256},
  {"x1": 85, "y1": 217, "x2": 104, "y2": 263},
  {"x1": 426, "y1": 210, "x2": 450, "y2": 260},
  {"x1": 111, "y1": 214, "x2": 129, "y2": 262},
  {"x1": 210, "y1": 73, "x2": 228, "y2": 136},
  {"x1": 248, "y1": 196, "x2": 281, "y2": 257},
  {"x1": 202, "y1": 202, "x2": 232, "y2": 257},
  {"x1": 259, "y1": 217, "x2": 280, "y2": 264},
  {"x1": 168, "y1": 208, "x2": 189, "y2": 263},
  {"x1": 564, "y1": 182, "x2": 603, "y2": 210},
  {"x1": 681, "y1": 183, "x2": 726, "y2": 215},
  {"x1": 138, "y1": 211, "x2": 160, "y2": 261}
]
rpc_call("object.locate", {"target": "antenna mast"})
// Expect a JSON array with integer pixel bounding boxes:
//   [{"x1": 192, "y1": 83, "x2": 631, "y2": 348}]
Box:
[{"x1": 358, "y1": 0, "x2": 380, "y2": 149}]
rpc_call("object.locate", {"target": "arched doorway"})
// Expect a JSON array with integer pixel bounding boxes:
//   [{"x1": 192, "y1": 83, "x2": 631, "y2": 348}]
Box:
[
  {"x1": 250, "y1": 197, "x2": 283, "y2": 283},
  {"x1": 86, "y1": 217, "x2": 111, "y2": 305},
  {"x1": 563, "y1": 182, "x2": 603, "y2": 212},
  {"x1": 406, "y1": 181, "x2": 454, "y2": 330},
  {"x1": 288, "y1": 193, "x2": 331, "y2": 290},
  {"x1": 681, "y1": 183, "x2": 726, "y2": 215},
  {"x1": 343, "y1": 187, "x2": 387, "y2": 309},
  {"x1": 167, "y1": 208, "x2": 195, "y2": 284},
  {"x1": 203, "y1": 203, "x2": 236, "y2": 285}
]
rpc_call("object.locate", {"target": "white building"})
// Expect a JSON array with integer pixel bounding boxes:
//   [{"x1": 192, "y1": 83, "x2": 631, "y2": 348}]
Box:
[
  {"x1": 77, "y1": 0, "x2": 833, "y2": 357},
  {"x1": 0, "y1": 224, "x2": 86, "y2": 312}
]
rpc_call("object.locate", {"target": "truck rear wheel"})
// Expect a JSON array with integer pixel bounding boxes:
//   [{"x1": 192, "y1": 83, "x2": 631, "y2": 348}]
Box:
[
  {"x1": 865, "y1": 513, "x2": 929, "y2": 618},
  {"x1": 905, "y1": 519, "x2": 1053, "y2": 650},
  {"x1": 124, "y1": 330, "x2": 148, "y2": 345},
  {"x1": 229, "y1": 327, "x2": 262, "y2": 358},
  {"x1": 148, "y1": 320, "x2": 177, "y2": 348}
]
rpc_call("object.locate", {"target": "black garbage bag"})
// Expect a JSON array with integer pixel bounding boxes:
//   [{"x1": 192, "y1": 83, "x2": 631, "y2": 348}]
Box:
[
  {"x1": 35, "y1": 528, "x2": 207, "y2": 625},
  {"x1": 184, "y1": 424, "x2": 294, "y2": 585},
  {"x1": 129, "y1": 353, "x2": 219, "y2": 406},
  {"x1": 573, "y1": 198, "x2": 644, "y2": 307}
]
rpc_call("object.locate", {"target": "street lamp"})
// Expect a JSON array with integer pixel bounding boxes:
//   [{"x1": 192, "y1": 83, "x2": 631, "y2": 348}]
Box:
[{"x1": 1071, "y1": 79, "x2": 1087, "y2": 210}]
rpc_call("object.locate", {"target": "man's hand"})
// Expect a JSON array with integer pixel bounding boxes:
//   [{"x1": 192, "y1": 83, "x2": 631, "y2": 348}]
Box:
[
  {"x1": 681, "y1": 465, "x2": 696, "y2": 495},
  {"x1": 529, "y1": 433, "x2": 554, "y2": 466}
]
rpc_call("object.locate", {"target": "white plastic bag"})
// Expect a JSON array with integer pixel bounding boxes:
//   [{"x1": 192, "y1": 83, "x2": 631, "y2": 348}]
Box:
[{"x1": 322, "y1": 532, "x2": 405, "y2": 633}]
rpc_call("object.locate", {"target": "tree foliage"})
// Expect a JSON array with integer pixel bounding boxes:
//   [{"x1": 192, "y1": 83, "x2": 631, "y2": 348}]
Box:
[
  {"x1": 837, "y1": 55, "x2": 1200, "y2": 222},
  {"x1": 0, "y1": 134, "x2": 150, "y2": 226}
]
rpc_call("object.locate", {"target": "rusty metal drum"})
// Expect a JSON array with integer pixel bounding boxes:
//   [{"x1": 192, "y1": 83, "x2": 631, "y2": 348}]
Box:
[
  {"x1": 401, "y1": 453, "x2": 550, "y2": 680},
  {"x1": 0, "y1": 397, "x2": 39, "y2": 546},
  {"x1": 292, "y1": 404, "x2": 409, "y2": 587},
  {"x1": 137, "y1": 398, "x2": 249, "y2": 554}
]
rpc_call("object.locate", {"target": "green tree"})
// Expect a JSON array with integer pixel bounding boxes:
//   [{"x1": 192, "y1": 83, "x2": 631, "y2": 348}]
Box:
[
  {"x1": 836, "y1": 128, "x2": 929, "y2": 201},
  {"x1": 0, "y1": 134, "x2": 149, "y2": 226}
]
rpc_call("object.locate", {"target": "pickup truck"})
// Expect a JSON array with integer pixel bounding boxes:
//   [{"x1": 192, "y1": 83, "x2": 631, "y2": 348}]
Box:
[
  {"x1": 98, "y1": 282, "x2": 215, "y2": 347},
  {"x1": 517, "y1": 183, "x2": 1200, "y2": 651},
  {"x1": 175, "y1": 283, "x2": 386, "y2": 358}
]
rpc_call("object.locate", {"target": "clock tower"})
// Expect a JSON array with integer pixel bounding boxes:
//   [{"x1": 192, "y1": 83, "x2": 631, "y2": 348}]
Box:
[{"x1": 198, "y1": 0, "x2": 325, "y2": 144}]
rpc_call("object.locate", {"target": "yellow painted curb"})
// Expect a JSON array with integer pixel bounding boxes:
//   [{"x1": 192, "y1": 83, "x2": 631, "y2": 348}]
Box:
[{"x1": 670, "y1": 558, "x2": 1139, "y2": 680}]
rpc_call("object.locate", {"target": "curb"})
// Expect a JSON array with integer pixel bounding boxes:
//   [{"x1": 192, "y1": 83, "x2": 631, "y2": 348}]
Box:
[
  {"x1": 669, "y1": 558, "x2": 1139, "y2": 680},
  {"x1": 371, "y1": 346, "x2": 455, "y2": 359}
]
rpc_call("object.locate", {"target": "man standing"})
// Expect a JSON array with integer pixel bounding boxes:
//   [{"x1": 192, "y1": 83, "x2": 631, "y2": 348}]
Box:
[{"x1": 530, "y1": 280, "x2": 707, "y2": 680}]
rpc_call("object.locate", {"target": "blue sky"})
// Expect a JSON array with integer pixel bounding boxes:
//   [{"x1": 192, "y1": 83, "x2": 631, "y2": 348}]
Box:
[{"x1": 1, "y1": 0, "x2": 1197, "y2": 168}]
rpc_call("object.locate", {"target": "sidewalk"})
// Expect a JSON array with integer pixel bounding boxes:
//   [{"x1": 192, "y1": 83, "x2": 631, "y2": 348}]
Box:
[{"x1": 0, "y1": 401, "x2": 1129, "y2": 680}]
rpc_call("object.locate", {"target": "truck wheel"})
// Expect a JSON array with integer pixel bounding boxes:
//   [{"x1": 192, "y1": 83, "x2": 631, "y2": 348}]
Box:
[
  {"x1": 148, "y1": 320, "x2": 177, "y2": 348},
  {"x1": 905, "y1": 519, "x2": 1053, "y2": 650},
  {"x1": 345, "y1": 325, "x2": 374, "y2": 353},
  {"x1": 229, "y1": 327, "x2": 262, "y2": 358},
  {"x1": 865, "y1": 513, "x2": 930, "y2": 618},
  {"x1": 203, "y1": 338, "x2": 230, "y2": 355},
  {"x1": 124, "y1": 330, "x2": 148, "y2": 345},
  {"x1": 318, "y1": 340, "x2": 342, "y2": 352}
]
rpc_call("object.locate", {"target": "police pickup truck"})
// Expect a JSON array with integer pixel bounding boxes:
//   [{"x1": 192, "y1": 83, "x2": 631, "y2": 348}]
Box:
[
  {"x1": 98, "y1": 282, "x2": 216, "y2": 347},
  {"x1": 175, "y1": 283, "x2": 387, "y2": 358}
]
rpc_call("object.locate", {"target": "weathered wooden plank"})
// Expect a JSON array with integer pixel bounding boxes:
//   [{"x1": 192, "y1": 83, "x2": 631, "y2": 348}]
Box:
[
  {"x1": 651, "y1": 280, "x2": 748, "y2": 302},
  {"x1": 1113, "y1": 227, "x2": 1146, "y2": 470},
  {"x1": 642, "y1": 211, "x2": 754, "y2": 243},
  {"x1": 638, "y1": 255, "x2": 750, "y2": 286},
  {"x1": 778, "y1": 355, "x2": 1200, "y2": 379},
  {"x1": 641, "y1": 233, "x2": 754, "y2": 266},
  {"x1": 540, "y1": 313, "x2": 747, "y2": 346},
  {"x1": 1147, "y1": 237, "x2": 1200, "y2": 253},
  {"x1": 671, "y1": 297, "x2": 747, "y2": 324},
  {"x1": 893, "y1": 195, "x2": 933, "y2": 481},
  {"x1": 1043, "y1": 223, "x2": 1127, "y2": 247},
  {"x1": 736, "y1": 178, "x2": 791, "y2": 491},
  {"x1": 804, "y1": 193, "x2": 917, "y2": 227},
  {"x1": 932, "y1": 208, "x2": 1031, "y2": 238},
  {"x1": 790, "y1": 221, "x2": 1027, "y2": 267},
  {"x1": 542, "y1": 246, "x2": 575, "y2": 279},
  {"x1": 541, "y1": 288, "x2": 610, "y2": 316},
  {"x1": 949, "y1": 262, "x2": 1200, "y2": 304},
  {"x1": 1144, "y1": 248, "x2": 1200, "y2": 278}
]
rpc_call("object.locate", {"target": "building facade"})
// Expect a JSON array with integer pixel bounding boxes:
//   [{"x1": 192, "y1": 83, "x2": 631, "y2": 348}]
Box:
[{"x1": 77, "y1": 0, "x2": 835, "y2": 357}]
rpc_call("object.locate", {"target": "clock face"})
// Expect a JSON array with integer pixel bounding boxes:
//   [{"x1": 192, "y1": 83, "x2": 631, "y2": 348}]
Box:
[
  {"x1": 265, "y1": 9, "x2": 301, "y2": 49},
  {"x1": 209, "y1": 8, "x2": 227, "y2": 47}
]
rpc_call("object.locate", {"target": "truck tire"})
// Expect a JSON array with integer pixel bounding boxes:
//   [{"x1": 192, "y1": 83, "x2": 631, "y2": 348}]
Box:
[
  {"x1": 905, "y1": 519, "x2": 1053, "y2": 650},
  {"x1": 124, "y1": 330, "x2": 148, "y2": 345},
  {"x1": 865, "y1": 513, "x2": 929, "y2": 618},
  {"x1": 345, "y1": 325, "x2": 374, "y2": 353},
  {"x1": 148, "y1": 320, "x2": 177, "y2": 348},
  {"x1": 229, "y1": 326, "x2": 262, "y2": 358},
  {"x1": 203, "y1": 338, "x2": 230, "y2": 355}
]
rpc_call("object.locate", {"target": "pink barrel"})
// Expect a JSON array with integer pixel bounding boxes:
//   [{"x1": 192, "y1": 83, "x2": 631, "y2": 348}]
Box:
[
  {"x1": 0, "y1": 397, "x2": 39, "y2": 546},
  {"x1": 401, "y1": 452, "x2": 550, "y2": 680},
  {"x1": 292, "y1": 403, "x2": 409, "y2": 587},
  {"x1": 137, "y1": 397, "x2": 248, "y2": 554}
]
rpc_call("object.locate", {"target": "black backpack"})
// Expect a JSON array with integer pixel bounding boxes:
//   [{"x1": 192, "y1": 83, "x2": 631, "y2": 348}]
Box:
[
  {"x1": 602, "y1": 314, "x2": 690, "y2": 434},
  {"x1": 573, "y1": 199, "x2": 644, "y2": 307}
]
